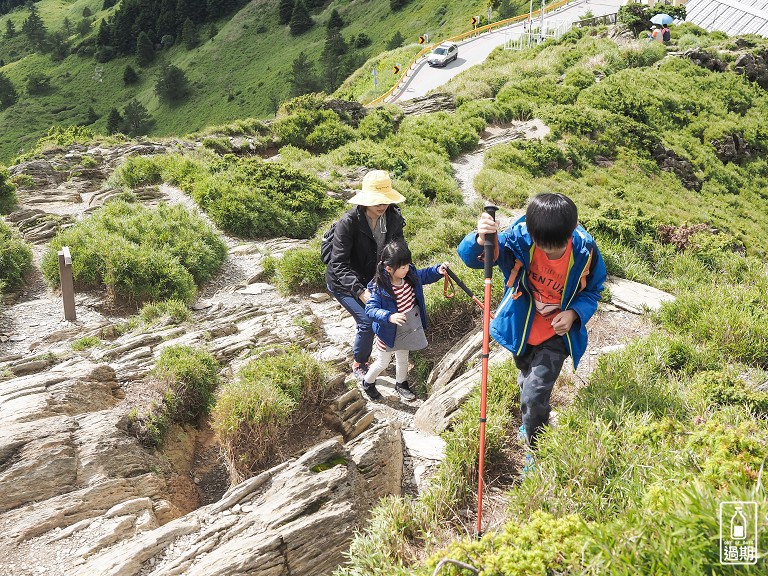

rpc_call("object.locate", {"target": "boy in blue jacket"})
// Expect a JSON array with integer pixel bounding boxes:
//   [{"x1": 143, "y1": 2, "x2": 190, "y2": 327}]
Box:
[
  {"x1": 457, "y1": 193, "x2": 606, "y2": 449},
  {"x1": 363, "y1": 240, "x2": 448, "y2": 401}
]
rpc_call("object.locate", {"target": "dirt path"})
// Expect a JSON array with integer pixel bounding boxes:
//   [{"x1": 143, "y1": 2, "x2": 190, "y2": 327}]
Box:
[{"x1": 453, "y1": 119, "x2": 550, "y2": 206}]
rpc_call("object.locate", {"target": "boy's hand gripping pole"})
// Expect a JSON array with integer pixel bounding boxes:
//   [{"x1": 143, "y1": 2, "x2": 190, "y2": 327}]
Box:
[{"x1": 476, "y1": 204, "x2": 497, "y2": 538}]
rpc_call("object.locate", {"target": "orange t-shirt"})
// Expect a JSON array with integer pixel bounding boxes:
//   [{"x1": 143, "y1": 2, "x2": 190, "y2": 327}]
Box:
[{"x1": 527, "y1": 240, "x2": 572, "y2": 346}]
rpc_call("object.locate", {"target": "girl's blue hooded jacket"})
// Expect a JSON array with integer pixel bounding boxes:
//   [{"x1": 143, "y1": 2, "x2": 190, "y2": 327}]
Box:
[
  {"x1": 457, "y1": 216, "x2": 606, "y2": 368},
  {"x1": 365, "y1": 264, "x2": 443, "y2": 349}
]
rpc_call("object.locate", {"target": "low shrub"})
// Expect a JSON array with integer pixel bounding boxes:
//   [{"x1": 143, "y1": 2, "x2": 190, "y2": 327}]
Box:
[
  {"x1": 426, "y1": 512, "x2": 585, "y2": 575},
  {"x1": 0, "y1": 219, "x2": 32, "y2": 292},
  {"x1": 129, "y1": 345, "x2": 219, "y2": 447},
  {"x1": 357, "y1": 106, "x2": 400, "y2": 141},
  {"x1": 497, "y1": 75, "x2": 580, "y2": 107},
  {"x1": 274, "y1": 95, "x2": 356, "y2": 153},
  {"x1": 111, "y1": 155, "x2": 164, "y2": 188},
  {"x1": 195, "y1": 158, "x2": 338, "y2": 238},
  {"x1": 202, "y1": 137, "x2": 233, "y2": 154},
  {"x1": 272, "y1": 246, "x2": 326, "y2": 294},
  {"x1": 690, "y1": 369, "x2": 768, "y2": 417},
  {"x1": 473, "y1": 168, "x2": 531, "y2": 209},
  {"x1": 0, "y1": 167, "x2": 17, "y2": 213},
  {"x1": 194, "y1": 118, "x2": 268, "y2": 137},
  {"x1": 212, "y1": 348, "x2": 329, "y2": 480},
  {"x1": 399, "y1": 111, "x2": 482, "y2": 159},
  {"x1": 41, "y1": 200, "x2": 226, "y2": 304}
]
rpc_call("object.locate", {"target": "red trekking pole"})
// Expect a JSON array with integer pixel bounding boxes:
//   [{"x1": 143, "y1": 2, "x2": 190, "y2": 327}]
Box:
[{"x1": 477, "y1": 204, "x2": 497, "y2": 538}]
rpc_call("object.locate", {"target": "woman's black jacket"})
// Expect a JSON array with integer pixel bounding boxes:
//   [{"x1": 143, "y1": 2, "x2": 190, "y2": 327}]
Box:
[{"x1": 325, "y1": 205, "x2": 406, "y2": 298}]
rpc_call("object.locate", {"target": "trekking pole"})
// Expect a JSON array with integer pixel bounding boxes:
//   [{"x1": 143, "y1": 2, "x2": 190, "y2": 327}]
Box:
[
  {"x1": 476, "y1": 204, "x2": 497, "y2": 538},
  {"x1": 445, "y1": 268, "x2": 495, "y2": 319}
]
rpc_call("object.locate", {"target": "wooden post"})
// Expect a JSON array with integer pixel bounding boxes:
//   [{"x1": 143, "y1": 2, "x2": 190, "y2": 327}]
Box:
[{"x1": 58, "y1": 246, "x2": 76, "y2": 321}]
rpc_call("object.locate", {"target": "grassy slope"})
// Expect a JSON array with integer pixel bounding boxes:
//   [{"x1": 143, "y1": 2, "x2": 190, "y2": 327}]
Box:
[
  {"x1": 328, "y1": 27, "x2": 768, "y2": 575},
  {"x1": 0, "y1": 0, "x2": 492, "y2": 162}
]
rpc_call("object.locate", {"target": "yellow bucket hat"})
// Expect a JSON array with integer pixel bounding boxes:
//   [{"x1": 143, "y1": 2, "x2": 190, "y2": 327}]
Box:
[{"x1": 347, "y1": 170, "x2": 406, "y2": 206}]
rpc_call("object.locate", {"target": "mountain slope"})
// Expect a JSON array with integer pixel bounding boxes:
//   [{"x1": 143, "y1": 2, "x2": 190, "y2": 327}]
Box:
[{"x1": 0, "y1": 0, "x2": 495, "y2": 162}]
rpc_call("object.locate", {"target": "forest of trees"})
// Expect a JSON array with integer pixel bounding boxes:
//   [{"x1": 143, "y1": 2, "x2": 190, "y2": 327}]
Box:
[
  {"x1": 0, "y1": 0, "x2": 26, "y2": 17},
  {"x1": 95, "y1": 0, "x2": 241, "y2": 58},
  {"x1": 288, "y1": 8, "x2": 370, "y2": 96}
]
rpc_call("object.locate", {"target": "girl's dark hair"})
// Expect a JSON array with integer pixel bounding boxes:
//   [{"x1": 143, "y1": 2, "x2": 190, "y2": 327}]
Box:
[
  {"x1": 374, "y1": 240, "x2": 416, "y2": 297},
  {"x1": 526, "y1": 192, "x2": 578, "y2": 248}
]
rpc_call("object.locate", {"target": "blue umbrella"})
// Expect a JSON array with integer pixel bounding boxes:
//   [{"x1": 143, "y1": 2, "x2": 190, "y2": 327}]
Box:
[{"x1": 650, "y1": 13, "x2": 674, "y2": 25}]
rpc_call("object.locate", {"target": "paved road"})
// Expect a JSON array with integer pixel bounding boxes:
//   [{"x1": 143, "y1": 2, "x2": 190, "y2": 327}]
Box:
[{"x1": 392, "y1": 0, "x2": 627, "y2": 102}]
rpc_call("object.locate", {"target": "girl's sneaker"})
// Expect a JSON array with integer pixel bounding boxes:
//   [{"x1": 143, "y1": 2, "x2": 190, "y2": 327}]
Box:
[
  {"x1": 518, "y1": 424, "x2": 527, "y2": 442},
  {"x1": 361, "y1": 379, "x2": 381, "y2": 401},
  {"x1": 394, "y1": 381, "x2": 416, "y2": 401}
]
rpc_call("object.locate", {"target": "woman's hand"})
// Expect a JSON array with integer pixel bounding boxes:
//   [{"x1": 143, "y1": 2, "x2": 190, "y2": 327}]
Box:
[
  {"x1": 476, "y1": 212, "x2": 499, "y2": 245},
  {"x1": 551, "y1": 309, "x2": 578, "y2": 335},
  {"x1": 358, "y1": 289, "x2": 371, "y2": 304},
  {"x1": 389, "y1": 312, "x2": 406, "y2": 326},
  {"x1": 438, "y1": 262, "x2": 450, "y2": 275}
]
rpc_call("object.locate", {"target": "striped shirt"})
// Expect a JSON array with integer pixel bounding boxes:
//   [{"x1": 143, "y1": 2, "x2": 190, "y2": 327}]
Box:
[{"x1": 376, "y1": 280, "x2": 416, "y2": 350}]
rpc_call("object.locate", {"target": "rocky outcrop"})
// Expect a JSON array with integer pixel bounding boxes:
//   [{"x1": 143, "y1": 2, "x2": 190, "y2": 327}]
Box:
[
  {"x1": 651, "y1": 145, "x2": 701, "y2": 191},
  {"x1": 397, "y1": 93, "x2": 456, "y2": 116},
  {"x1": 323, "y1": 388, "x2": 375, "y2": 441},
  {"x1": 4, "y1": 208, "x2": 74, "y2": 243},
  {"x1": 604, "y1": 275, "x2": 675, "y2": 314},
  {"x1": 74, "y1": 428, "x2": 401, "y2": 576},
  {"x1": 324, "y1": 99, "x2": 368, "y2": 127},
  {"x1": 683, "y1": 48, "x2": 727, "y2": 73},
  {"x1": 711, "y1": 133, "x2": 752, "y2": 165},
  {"x1": 733, "y1": 50, "x2": 768, "y2": 90}
]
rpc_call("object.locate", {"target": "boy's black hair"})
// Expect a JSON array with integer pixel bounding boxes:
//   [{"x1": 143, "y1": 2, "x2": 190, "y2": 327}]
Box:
[
  {"x1": 374, "y1": 240, "x2": 417, "y2": 298},
  {"x1": 525, "y1": 193, "x2": 578, "y2": 249}
]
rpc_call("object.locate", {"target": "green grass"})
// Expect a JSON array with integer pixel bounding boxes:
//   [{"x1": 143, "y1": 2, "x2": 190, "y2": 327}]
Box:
[
  {"x1": 128, "y1": 345, "x2": 219, "y2": 447},
  {"x1": 212, "y1": 347, "x2": 330, "y2": 481},
  {"x1": 336, "y1": 361, "x2": 519, "y2": 576},
  {"x1": 71, "y1": 335, "x2": 100, "y2": 351}
]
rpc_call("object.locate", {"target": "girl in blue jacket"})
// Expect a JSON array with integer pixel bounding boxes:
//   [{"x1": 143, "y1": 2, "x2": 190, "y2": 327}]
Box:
[{"x1": 362, "y1": 241, "x2": 448, "y2": 401}]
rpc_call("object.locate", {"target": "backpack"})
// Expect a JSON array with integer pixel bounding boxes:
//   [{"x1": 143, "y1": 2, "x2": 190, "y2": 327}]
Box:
[
  {"x1": 662, "y1": 27, "x2": 670, "y2": 42},
  {"x1": 320, "y1": 222, "x2": 337, "y2": 265}
]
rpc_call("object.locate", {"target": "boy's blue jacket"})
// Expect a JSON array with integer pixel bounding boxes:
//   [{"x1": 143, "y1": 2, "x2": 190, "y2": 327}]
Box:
[
  {"x1": 365, "y1": 264, "x2": 443, "y2": 349},
  {"x1": 457, "y1": 216, "x2": 606, "y2": 368}
]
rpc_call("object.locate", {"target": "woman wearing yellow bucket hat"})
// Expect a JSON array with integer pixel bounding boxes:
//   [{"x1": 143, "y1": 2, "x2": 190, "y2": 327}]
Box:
[{"x1": 326, "y1": 170, "x2": 407, "y2": 382}]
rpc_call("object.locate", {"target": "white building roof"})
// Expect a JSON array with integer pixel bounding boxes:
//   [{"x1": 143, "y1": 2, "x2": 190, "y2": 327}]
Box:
[{"x1": 685, "y1": 0, "x2": 768, "y2": 37}]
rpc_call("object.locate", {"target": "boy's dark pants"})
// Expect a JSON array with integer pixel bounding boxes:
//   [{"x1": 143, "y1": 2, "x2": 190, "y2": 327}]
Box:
[{"x1": 514, "y1": 336, "x2": 569, "y2": 447}]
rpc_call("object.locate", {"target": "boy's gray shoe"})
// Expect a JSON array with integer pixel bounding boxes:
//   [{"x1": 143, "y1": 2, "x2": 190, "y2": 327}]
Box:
[{"x1": 395, "y1": 381, "x2": 416, "y2": 401}]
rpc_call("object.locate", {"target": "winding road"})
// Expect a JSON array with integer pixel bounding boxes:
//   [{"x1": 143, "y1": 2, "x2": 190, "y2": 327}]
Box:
[{"x1": 391, "y1": 0, "x2": 627, "y2": 102}]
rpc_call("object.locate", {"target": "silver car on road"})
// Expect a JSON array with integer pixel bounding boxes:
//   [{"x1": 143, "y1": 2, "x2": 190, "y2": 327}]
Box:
[{"x1": 427, "y1": 42, "x2": 458, "y2": 67}]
